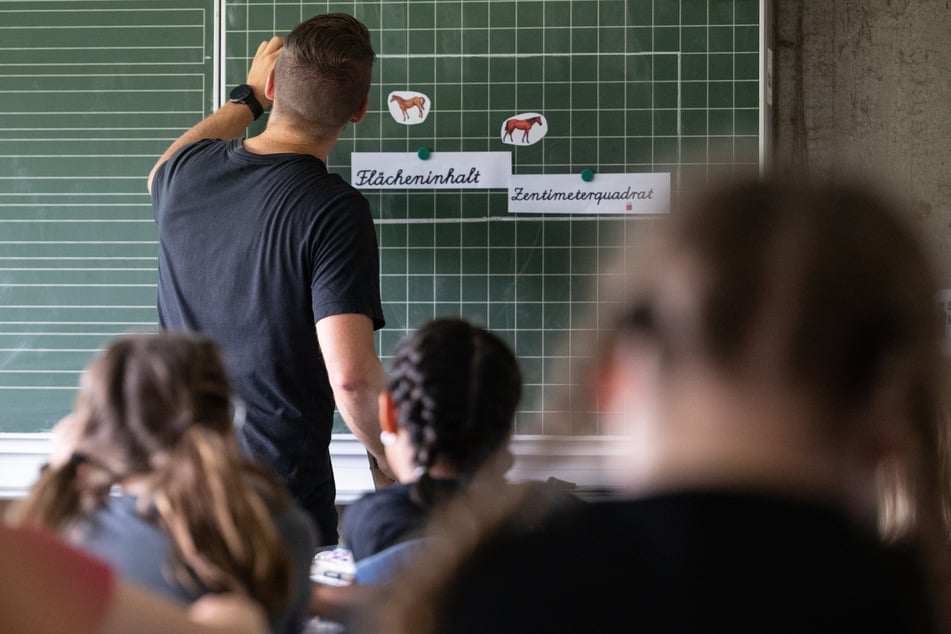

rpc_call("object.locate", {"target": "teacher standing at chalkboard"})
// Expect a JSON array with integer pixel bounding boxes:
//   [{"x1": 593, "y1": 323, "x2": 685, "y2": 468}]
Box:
[{"x1": 146, "y1": 13, "x2": 394, "y2": 544}]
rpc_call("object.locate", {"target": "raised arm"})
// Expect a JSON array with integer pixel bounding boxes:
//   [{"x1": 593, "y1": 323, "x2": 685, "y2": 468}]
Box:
[
  {"x1": 316, "y1": 313, "x2": 395, "y2": 480},
  {"x1": 146, "y1": 36, "x2": 283, "y2": 193}
]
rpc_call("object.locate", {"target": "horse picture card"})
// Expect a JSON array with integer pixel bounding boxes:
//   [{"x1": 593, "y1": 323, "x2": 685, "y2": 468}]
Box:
[
  {"x1": 388, "y1": 91, "x2": 432, "y2": 125},
  {"x1": 500, "y1": 112, "x2": 548, "y2": 146}
]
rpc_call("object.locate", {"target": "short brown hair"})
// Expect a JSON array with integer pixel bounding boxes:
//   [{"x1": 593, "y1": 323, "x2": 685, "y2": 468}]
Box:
[{"x1": 272, "y1": 13, "x2": 375, "y2": 139}]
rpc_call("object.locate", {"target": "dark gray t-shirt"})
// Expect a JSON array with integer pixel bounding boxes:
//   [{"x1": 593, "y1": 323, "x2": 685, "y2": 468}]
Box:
[
  {"x1": 151, "y1": 138, "x2": 384, "y2": 540},
  {"x1": 72, "y1": 494, "x2": 317, "y2": 634}
]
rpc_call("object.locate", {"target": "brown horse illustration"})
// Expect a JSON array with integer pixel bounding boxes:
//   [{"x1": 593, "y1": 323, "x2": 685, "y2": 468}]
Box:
[
  {"x1": 503, "y1": 115, "x2": 544, "y2": 143},
  {"x1": 390, "y1": 94, "x2": 426, "y2": 121}
]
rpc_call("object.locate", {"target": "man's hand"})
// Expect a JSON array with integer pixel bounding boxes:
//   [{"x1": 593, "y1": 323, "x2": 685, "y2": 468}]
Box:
[
  {"x1": 247, "y1": 36, "x2": 283, "y2": 110},
  {"x1": 147, "y1": 35, "x2": 284, "y2": 193},
  {"x1": 369, "y1": 451, "x2": 397, "y2": 488}
]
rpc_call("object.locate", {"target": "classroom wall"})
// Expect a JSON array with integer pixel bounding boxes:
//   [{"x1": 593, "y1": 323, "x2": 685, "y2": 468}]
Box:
[{"x1": 772, "y1": 0, "x2": 951, "y2": 281}]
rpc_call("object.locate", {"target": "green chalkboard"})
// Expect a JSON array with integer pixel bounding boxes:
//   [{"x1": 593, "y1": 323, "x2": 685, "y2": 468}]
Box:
[
  {"x1": 228, "y1": 0, "x2": 764, "y2": 433},
  {"x1": 0, "y1": 0, "x2": 763, "y2": 433},
  {"x1": 0, "y1": 0, "x2": 216, "y2": 431}
]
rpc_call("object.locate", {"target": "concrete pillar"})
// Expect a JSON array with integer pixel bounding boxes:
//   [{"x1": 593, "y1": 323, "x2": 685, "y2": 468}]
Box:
[{"x1": 773, "y1": 0, "x2": 951, "y2": 279}]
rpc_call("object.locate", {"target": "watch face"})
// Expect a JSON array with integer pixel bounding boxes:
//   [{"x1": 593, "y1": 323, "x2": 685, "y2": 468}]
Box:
[{"x1": 230, "y1": 84, "x2": 252, "y2": 102}]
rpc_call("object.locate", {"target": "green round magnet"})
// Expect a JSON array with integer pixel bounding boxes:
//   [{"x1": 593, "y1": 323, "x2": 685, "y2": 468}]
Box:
[
  {"x1": 417, "y1": 147, "x2": 431, "y2": 160},
  {"x1": 581, "y1": 168, "x2": 595, "y2": 182}
]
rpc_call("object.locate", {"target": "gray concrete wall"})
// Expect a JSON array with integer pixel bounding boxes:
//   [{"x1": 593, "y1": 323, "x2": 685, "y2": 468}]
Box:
[{"x1": 772, "y1": 0, "x2": 951, "y2": 280}]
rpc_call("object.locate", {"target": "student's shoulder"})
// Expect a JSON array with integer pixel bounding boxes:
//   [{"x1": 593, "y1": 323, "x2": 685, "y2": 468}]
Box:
[
  {"x1": 348, "y1": 484, "x2": 417, "y2": 519},
  {"x1": 342, "y1": 485, "x2": 418, "y2": 534},
  {"x1": 80, "y1": 493, "x2": 158, "y2": 532}
]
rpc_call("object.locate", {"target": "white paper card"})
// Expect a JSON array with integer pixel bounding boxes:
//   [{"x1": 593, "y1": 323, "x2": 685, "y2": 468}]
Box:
[
  {"x1": 508, "y1": 172, "x2": 670, "y2": 215},
  {"x1": 351, "y1": 152, "x2": 511, "y2": 189}
]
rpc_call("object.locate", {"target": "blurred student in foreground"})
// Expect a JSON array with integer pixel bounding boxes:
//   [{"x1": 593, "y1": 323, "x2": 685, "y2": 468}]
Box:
[
  {"x1": 9, "y1": 333, "x2": 317, "y2": 634},
  {"x1": 0, "y1": 522, "x2": 267, "y2": 634},
  {"x1": 363, "y1": 178, "x2": 949, "y2": 633}
]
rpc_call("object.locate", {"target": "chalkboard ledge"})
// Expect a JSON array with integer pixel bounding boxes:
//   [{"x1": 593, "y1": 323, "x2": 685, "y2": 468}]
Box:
[{"x1": 0, "y1": 434, "x2": 618, "y2": 502}]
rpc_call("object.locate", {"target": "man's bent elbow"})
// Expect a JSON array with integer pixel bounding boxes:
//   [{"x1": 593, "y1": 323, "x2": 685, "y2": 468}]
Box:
[{"x1": 330, "y1": 375, "x2": 377, "y2": 397}]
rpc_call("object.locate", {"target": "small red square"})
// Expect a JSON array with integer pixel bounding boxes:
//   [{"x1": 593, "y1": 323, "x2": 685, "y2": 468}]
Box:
[{"x1": 626, "y1": 203, "x2": 633, "y2": 211}]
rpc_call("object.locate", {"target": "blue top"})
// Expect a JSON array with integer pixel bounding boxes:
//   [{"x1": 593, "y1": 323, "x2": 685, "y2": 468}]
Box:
[
  {"x1": 151, "y1": 138, "x2": 384, "y2": 541},
  {"x1": 72, "y1": 493, "x2": 317, "y2": 634}
]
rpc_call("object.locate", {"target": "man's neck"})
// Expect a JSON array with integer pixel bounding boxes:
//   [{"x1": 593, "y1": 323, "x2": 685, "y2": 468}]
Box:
[{"x1": 242, "y1": 121, "x2": 337, "y2": 161}]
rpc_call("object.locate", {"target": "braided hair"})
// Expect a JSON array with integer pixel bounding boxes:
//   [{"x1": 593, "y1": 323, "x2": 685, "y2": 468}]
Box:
[{"x1": 388, "y1": 318, "x2": 522, "y2": 507}]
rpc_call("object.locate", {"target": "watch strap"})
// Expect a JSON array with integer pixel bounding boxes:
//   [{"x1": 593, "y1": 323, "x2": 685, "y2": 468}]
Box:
[{"x1": 229, "y1": 84, "x2": 264, "y2": 120}]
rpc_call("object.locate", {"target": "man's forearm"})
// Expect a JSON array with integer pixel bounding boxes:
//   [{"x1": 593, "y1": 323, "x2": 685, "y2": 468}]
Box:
[
  {"x1": 317, "y1": 314, "x2": 395, "y2": 480},
  {"x1": 332, "y1": 364, "x2": 387, "y2": 461}
]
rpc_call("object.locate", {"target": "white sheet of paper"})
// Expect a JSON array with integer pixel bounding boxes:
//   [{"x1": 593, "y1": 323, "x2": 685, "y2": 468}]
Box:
[
  {"x1": 351, "y1": 152, "x2": 511, "y2": 189},
  {"x1": 508, "y1": 172, "x2": 670, "y2": 214}
]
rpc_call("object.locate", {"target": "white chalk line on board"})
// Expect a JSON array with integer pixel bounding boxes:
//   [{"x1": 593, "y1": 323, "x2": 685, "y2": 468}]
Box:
[
  {"x1": 377, "y1": 52, "x2": 675, "y2": 59},
  {"x1": 373, "y1": 215, "x2": 627, "y2": 224}
]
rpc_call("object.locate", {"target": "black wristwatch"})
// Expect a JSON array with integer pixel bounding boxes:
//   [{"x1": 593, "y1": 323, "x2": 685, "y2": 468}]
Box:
[{"x1": 229, "y1": 84, "x2": 264, "y2": 120}]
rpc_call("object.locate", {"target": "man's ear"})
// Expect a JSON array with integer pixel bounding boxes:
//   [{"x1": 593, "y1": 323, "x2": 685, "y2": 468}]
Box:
[
  {"x1": 264, "y1": 69, "x2": 276, "y2": 101},
  {"x1": 379, "y1": 391, "x2": 398, "y2": 434},
  {"x1": 351, "y1": 96, "x2": 369, "y2": 123}
]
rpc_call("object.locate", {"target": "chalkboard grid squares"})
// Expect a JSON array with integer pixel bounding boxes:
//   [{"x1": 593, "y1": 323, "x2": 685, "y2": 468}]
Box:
[
  {"x1": 710, "y1": 0, "x2": 737, "y2": 25},
  {"x1": 682, "y1": 137, "x2": 710, "y2": 164},
  {"x1": 627, "y1": 0, "x2": 658, "y2": 26},
  {"x1": 682, "y1": 0, "x2": 709, "y2": 26},
  {"x1": 735, "y1": 25, "x2": 759, "y2": 51},
  {"x1": 653, "y1": 0, "x2": 681, "y2": 25},
  {"x1": 0, "y1": 0, "x2": 763, "y2": 433},
  {"x1": 571, "y1": 26, "x2": 600, "y2": 54},
  {"x1": 735, "y1": 0, "x2": 760, "y2": 23},
  {"x1": 653, "y1": 26, "x2": 680, "y2": 52}
]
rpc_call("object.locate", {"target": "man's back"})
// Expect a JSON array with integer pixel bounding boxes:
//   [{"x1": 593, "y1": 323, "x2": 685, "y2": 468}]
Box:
[{"x1": 152, "y1": 136, "x2": 383, "y2": 534}]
